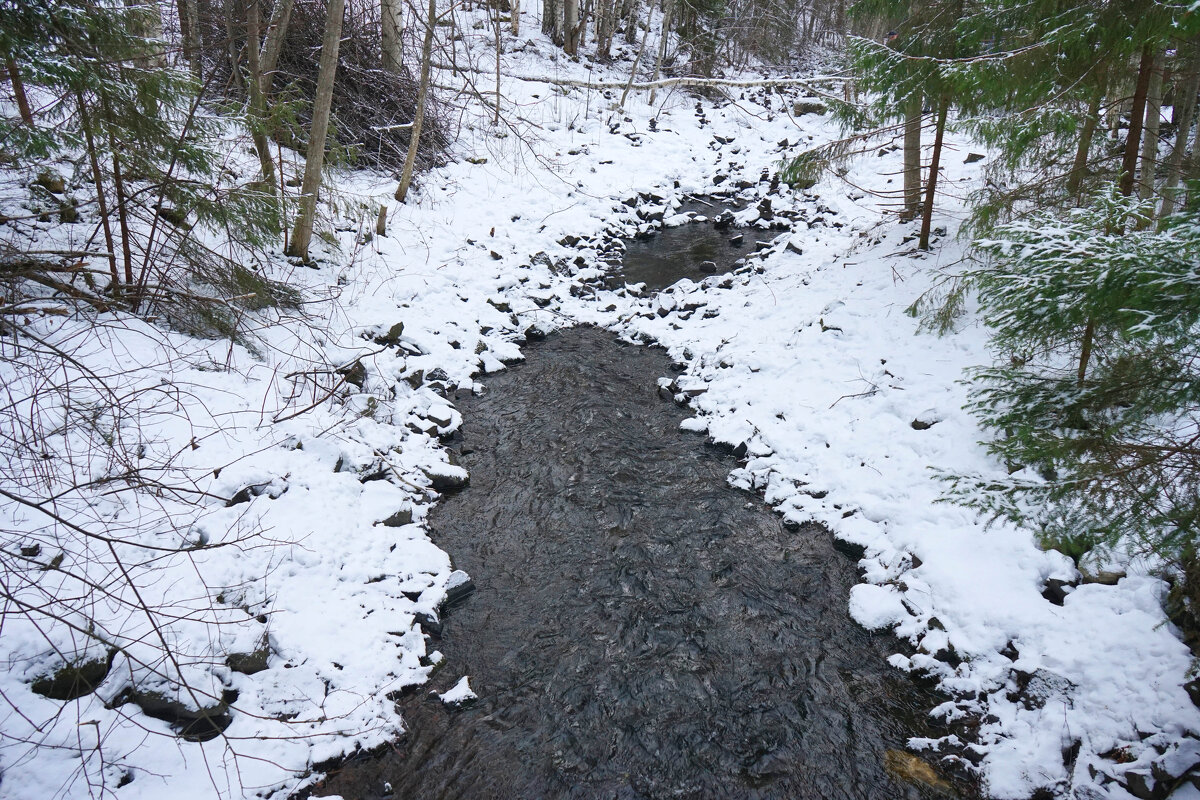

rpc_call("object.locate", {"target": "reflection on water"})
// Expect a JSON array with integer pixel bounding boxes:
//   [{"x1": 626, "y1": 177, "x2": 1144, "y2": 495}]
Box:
[{"x1": 619, "y1": 200, "x2": 746, "y2": 291}]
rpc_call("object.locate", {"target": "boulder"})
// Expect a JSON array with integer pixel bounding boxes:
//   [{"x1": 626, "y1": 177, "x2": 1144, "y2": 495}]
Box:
[
  {"x1": 32, "y1": 655, "x2": 112, "y2": 700},
  {"x1": 381, "y1": 507, "x2": 414, "y2": 527},
  {"x1": 226, "y1": 633, "x2": 270, "y2": 676},
  {"x1": 792, "y1": 100, "x2": 828, "y2": 116},
  {"x1": 374, "y1": 321, "x2": 405, "y2": 346},
  {"x1": 444, "y1": 569, "x2": 475, "y2": 607}
]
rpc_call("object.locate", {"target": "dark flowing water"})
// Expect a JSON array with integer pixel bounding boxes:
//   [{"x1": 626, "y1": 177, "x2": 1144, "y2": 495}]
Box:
[
  {"x1": 619, "y1": 199, "x2": 747, "y2": 291},
  {"x1": 310, "y1": 326, "x2": 968, "y2": 800}
]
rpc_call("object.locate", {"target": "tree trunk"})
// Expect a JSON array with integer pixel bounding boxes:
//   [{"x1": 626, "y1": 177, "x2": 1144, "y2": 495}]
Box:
[
  {"x1": 246, "y1": 0, "x2": 277, "y2": 189},
  {"x1": 493, "y1": 2, "x2": 502, "y2": 124},
  {"x1": 224, "y1": 0, "x2": 244, "y2": 89},
  {"x1": 596, "y1": 0, "x2": 615, "y2": 59},
  {"x1": 902, "y1": 92, "x2": 921, "y2": 220},
  {"x1": 4, "y1": 55, "x2": 34, "y2": 126},
  {"x1": 176, "y1": 0, "x2": 202, "y2": 82},
  {"x1": 77, "y1": 95, "x2": 119, "y2": 287},
  {"x1": 511, "y1": 0, "x2": 520, "y2": 36},
  {"x1": 1119, "y1": 45, "x2": 1155, "y2": 197},
  {"x1": 395, "y1": 0, "x2": 436, "y2": 203},
  {"x1": 1067, "y1": 86, "x2": 1102, "y2": 202},
  {"x1": 1137, "y1": 53, "x2": 1163, "y2": 201},
  {"x1": 647, "y1": 0, "x2": 672, "y2": 105},
  {"x1": 259, "y1": 0, "x2": 295, "y2": 96},
  {"x1": 110, "y1": 152, "x2": 134, "y2": 288},
  {"x1": 564, "y1": 0, "x2": 580, "y2": 53},
  {"x1": 287, "y1": 0, "x2": 346, "y2": 261},
  {"x1": 381, "y1": 0, "x2": 403, "y2": 71},
  {"x1": 918, "y1": 95, "x2": 948, "y2": 250},
  {"x1": 623, "y1": 0, "x2": 638, "y2": 43},
  {"x1": 1160, "y1": 42, "x2": 1200, "y2": 219},
  {"x1": 543, "y1": 0, "x2": 560, "y2": 41},
  {"x1": 618, "y1": 11, "x2": 651, "y2": 110},
  {"x1": 127, "y1": 0, "x2": 166, "y2": 67}
]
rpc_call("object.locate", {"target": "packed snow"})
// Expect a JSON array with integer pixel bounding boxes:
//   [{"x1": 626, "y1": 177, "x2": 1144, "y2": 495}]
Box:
[{"x1": 1, "y1": 9, "x2": 1197, "y2": 800}]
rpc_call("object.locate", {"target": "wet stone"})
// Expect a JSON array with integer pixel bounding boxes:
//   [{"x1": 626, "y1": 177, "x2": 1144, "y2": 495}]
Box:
[{"x1": 32, "y1": 655, "x2": 112, "y2": 700}]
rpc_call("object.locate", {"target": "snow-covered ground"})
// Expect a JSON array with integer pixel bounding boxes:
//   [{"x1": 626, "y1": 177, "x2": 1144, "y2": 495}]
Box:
[{"x1": 2, "y1": 11, "x2": 1198, "y2": 800}]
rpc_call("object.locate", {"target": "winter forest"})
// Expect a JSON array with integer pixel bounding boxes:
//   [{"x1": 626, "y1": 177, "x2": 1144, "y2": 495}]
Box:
[{"x1": 2, "y1": 0, "x2": 1200, "y2": 797}]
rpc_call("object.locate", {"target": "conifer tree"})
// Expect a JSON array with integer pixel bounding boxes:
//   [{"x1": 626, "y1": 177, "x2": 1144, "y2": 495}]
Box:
[
  {"x1": 950, "y1": 191, "x2": 1200, "y2": 562},
  {"x1": 0, "y1": 0, "x2": 278, "y2": 306}
]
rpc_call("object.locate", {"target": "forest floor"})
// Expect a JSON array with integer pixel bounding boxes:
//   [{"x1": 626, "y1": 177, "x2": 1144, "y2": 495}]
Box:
[{"x1": 2, "y1": 12, "x2": 1199, "y2": 800}]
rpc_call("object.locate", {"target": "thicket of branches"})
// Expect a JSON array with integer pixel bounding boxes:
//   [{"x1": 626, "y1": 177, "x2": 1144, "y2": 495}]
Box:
[{"x1": 196, "y1": 0, "x2": 450, "y2": 172}]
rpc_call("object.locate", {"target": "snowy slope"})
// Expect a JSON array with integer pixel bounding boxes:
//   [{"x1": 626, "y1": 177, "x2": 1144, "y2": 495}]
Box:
[{"x1": 1, "y1": 10, "x2": 1197, "y2": 800}]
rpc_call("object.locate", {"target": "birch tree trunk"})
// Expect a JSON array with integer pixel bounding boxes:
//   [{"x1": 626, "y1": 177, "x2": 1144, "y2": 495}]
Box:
[
  {"x1": 246, "y1": 0, "x2": 277, "y2": 189},
  {"x1": 647, "y1": 0, "x2": 672, "y2": 105},
  {"x1": 287, "y1": 0, "x2": 346, "y2": 261},
  {"x1": 1160, "y1": 43, "x2": 1200, "y2": 219},
  {"x1": 259, "y1": 0, "x2": 296, "y2": 96},
  {"x1": 902, "y1": 93, "x2": 921, "y2": 220},
  {"x1": 511, "y1": 0, "x2": 520, "y2": 35},
  {"x1": 395, "y1": 0, "x2": 436, "y2": 203},
  {"x1": 596, "y1": 0, "x2": 616, "y2": 59},
  {"x1": 382, "y1": 0, "x2": 403, "y2": 71},
  {"x1": 543, "y1": 0, "x2": 561, "y2": 42},
  {"x1": 127, "y1": 0, "x2": 166, "y2": 67},
  {"x1": 564, "y1": 0, "x2": 580, "y2": 54}
]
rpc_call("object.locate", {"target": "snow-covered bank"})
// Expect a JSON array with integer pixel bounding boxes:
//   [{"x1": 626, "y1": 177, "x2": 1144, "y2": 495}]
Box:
[{"x1": 1, "y1": 13, "x2": 1198, "y2": 800}]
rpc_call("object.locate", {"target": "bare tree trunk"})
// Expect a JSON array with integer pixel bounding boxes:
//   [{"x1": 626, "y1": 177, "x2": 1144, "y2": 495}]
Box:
[
  {"x1": 77, "y1": 94, "x2": 119, "y2": 287},
  {"x1": 224, "y1": 0, "x2": 244, "y2": 89},
  {"x1": 246, "y1": 0, "x2": 277, "y2": 189},
  {"x1": 1137, "y1": 53, "x2": 1163, "y2": 201},
  {"x1": 4, "y1": 55, "x2": 34, "y2": 126},
  {"x1": 110, "y1": 152, "x2": 134, "y2": 288},
  {"x1": 126, "y1": 0, "x2": 166, "y2": 67},
  {"x1": 577, "y1": 0, "x2": 590, "y2": 48},
  {"x1": 647, "y1": 0, "x2": 672, "y2": 105},
  {"x1": 287, "y1": 0, "x2": 346, "y2": 261},
  {"x1": 382, "y1": 0, "x2": 403, "y2": 71},
  {"x1": 902, "y1": 92, "x2": 921, "y2": 220},
  {"x1": 596, "y1": 0, "x2": 617, "y2": 59},
  {"x1": 259, "y1": 0, "x2": 295, "y2": 96},
  {"x1": 1161, "y1": 43, "x2": 1200, "y2": 219},
  {"x1": 623, "y1": 0, "x2": 638, "y2": 43},
  {"x1": 543, "y1": 0, "x2": 560, "y2": 41},
  {"x1": 395, "y1": 0, "x2": 436, "y2": 203},
  {"x1": 1067, "y1": 86, "x2": 1102, "y2": 201},
  {"x1": 564, "y1": 0, "x2": 580, "y2": 53},
  {"x1": 618, "y1": 12, "x2": 651, "y2": 111},
  {"x1": 175, "y1": 0, "x2": 202, "y2": 81},
  {"x1": 918, "y1": 95, "x2": 948, "y2": 250},
  {"x1": 1119, "y1": 45, "x2": 1155, "y2": 198},
  {"x1": 493, "y1": 0, "x2": 502, "y2": 124},
  {"x1": 511, "y1": 0, "x2": 520, "y2": 35}
]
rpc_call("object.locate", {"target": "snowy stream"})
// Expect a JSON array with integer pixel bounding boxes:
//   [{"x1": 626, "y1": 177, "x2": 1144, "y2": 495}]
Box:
[{"x1": 306, "y1": 226, "x2": 975, "y2": 800}]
